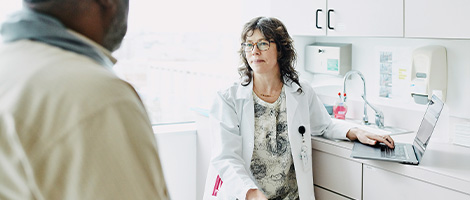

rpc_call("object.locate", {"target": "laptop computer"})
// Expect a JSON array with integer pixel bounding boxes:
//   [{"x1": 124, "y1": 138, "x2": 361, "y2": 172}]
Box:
[{"x1": 350, "y1": 94, "x2": 444, "y2": 165}]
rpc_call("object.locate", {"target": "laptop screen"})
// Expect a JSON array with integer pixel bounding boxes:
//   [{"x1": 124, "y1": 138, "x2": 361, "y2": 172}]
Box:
[{"x1": 413, "y1": 95, "x2": 444, "y2": 161}]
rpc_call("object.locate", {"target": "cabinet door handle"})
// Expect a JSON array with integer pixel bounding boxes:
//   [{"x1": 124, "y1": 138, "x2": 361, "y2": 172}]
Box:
[
  {"x1": 327, "y1": 9, "x2": 334, "y2": 30},
  {"x1": 316, "y1": 9, "x2": 322, "y2": 29}
]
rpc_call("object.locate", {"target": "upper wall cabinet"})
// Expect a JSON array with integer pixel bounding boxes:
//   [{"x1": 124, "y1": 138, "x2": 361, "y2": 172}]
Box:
[
  {"x1": 271, "y1": 0, "x2": 403, "y2": 37},
  {"x1": 405, "y1": 0, "x2": 470, "y2": 39}
]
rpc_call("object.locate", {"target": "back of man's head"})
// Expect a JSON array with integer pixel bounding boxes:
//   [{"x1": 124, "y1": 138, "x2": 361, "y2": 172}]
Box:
[
  {"x1": 23, "y1": 0, "x2": 82, "y2": 18},
  {"x1": 24, "y1": 0, "x2": 51, "y2": 2},
  {"x1": 22, "y1": 0, "x2": 129, "y2": 52}
]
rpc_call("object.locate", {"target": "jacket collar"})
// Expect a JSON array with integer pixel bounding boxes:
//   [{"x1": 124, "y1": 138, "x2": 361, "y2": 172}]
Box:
[
  {"x1": 1, "y1": 9, "x2": 114, "y2": 68},
  {"x1": 284, "y1": 79, "x2": 301, "y2": 94},
  {"x1": 236, "y1": 80, "x2": 253, "y2": 100}
]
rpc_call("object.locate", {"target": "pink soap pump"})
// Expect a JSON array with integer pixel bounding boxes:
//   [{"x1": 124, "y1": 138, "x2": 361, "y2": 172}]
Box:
[{"x1": 333, "y1": 92, "x2": 348, "y2": 119}]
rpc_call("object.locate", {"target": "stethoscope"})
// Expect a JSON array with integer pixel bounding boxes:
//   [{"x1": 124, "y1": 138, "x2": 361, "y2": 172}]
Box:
[{"x1": 298, "y1": 125, "x2": 309, "y2": 171}]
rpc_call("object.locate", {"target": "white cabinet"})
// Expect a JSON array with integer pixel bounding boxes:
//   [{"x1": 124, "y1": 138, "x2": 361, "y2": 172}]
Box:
[
  {"x1": 154, "y1": 127, "x2": 197, "y2": 200},
  {"x1": 312, "y1": 149, "x2": 362, "y2": 199},
  {"x1": 405, "y1": 0, "x2": 470, "y2": 39},
  {"x1": 325, "y1": 0, "x2": 403, "y2": 37},
  {"x1": 269, "y1": 0, "x2": 470, "y2": 39},
  {"x1": 311, "y1": 136, "x2": 470, "y2": 200},
  {"x1": 194, "y1": 113, "x2": 212, "y2": 200},
  {"x1": 314, "y1": 186, "x2": 351, "y2": 200},
  {"x1": 271, "y1": 0, "x2": 403, "y2": 37},
  {"x1": 363, "y1": 165, "x2": 470, "y2": 200}
]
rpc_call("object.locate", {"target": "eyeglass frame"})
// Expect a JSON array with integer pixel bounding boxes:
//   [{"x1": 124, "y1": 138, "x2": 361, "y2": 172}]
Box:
[{"x1": 241, "y1": 39, "x2": 275, "y2": 52}]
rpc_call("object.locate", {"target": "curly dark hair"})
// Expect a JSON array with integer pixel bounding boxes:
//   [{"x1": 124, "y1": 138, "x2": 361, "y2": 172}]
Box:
[{"x1": 238, "y1": 17, "x2": 301, "y2": 93}]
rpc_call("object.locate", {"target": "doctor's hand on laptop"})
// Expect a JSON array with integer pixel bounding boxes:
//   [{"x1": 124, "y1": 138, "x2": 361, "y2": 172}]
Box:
[{"x1": 347, "y1": 127, "x2": 395, "y2": 149}]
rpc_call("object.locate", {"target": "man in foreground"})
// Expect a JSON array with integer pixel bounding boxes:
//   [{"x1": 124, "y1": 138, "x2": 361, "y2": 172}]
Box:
[{"x1": 0, "y1": 0, "x2": 169, "y2": 199}]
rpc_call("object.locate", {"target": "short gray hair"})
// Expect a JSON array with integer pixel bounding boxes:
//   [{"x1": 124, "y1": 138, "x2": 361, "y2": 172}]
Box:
[{"x1": 24, "y1": 0, "x2": 53, "y2": 2}]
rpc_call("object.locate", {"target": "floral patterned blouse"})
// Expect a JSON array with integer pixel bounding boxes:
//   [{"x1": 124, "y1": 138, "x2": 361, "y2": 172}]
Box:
[{"x1": 250, "y1": 87, "x2": 299, "y2": 199}]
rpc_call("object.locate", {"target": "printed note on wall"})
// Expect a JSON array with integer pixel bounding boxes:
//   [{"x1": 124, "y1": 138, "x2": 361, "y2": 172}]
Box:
[{"x1": 379, "y1": 51, "x2": 393, "y2": 98}]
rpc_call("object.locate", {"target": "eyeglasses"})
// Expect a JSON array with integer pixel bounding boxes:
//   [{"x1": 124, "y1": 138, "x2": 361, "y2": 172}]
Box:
[{"x1": 241, "y1": 40, "x2": 274, "y2": 52}]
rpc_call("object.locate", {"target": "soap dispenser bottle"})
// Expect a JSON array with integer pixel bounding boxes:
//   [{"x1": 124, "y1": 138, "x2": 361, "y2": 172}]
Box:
[
  {"x1": 333, "y1": 92, "x2": 347, "y2": 119},
  {"x1": 410, "y1": 45, "x2": 447, "y2": 104}
]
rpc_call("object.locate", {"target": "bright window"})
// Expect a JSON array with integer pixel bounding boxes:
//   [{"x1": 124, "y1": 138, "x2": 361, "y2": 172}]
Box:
[
  {"x1": 113, "y1": 0, "x2": 244, "y2": 124},
  {"x1": 1, "y1": 1, "x2": 245, "y2": 125}
]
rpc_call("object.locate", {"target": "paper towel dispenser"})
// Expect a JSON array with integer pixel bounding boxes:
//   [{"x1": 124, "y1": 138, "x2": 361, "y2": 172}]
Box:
[
  {"x1": 305, "y1": 43, "x2": 351, "y2": 76},
  {"x1": 410, "y1": 45, "x2": 447, "y2": 104}
]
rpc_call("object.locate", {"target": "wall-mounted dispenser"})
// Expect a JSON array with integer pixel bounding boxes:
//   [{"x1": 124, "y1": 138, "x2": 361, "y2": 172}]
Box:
[
  {"x1": 305, "y1": 43, "x2": 351, "y2": 76},
  {"x1": 410, "y1": 45, "x2": 447, "y2": 104}
]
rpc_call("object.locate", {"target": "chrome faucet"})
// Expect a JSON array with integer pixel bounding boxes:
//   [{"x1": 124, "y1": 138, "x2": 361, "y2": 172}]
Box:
[
  {"x1": 343, "y1": 70, "x2": 385, "y2": 128},
  {"x1": 361, "y1": 95, "x2": 384, "y2": 128}
]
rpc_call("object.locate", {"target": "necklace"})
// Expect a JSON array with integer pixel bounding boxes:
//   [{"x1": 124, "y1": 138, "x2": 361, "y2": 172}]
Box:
[
  {"x1": 254, "y1": 82, "x2": 283, "y2": 98},
  {"x1": 256, "y1": 89, "x2": 273, "y2": 97}
]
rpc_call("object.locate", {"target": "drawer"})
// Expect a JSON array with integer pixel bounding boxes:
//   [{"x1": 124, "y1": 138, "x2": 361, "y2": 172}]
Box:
[
  {"x1": 363, "y1": 165, "x2": 470, "y2": 200},
  {"x1": 314, "y1": 185, "x2": 352, "y2": 200},
  {"x1": 312, "y1": 149, "x2": 362, "y2": 199}
]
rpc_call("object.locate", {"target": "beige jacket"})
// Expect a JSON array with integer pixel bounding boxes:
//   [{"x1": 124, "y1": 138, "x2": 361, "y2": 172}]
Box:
[{"x1": 0, "y1": 33, "x2": 168, "y2": 200}]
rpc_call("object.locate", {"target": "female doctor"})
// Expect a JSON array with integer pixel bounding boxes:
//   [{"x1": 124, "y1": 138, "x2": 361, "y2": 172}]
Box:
[{"x1": 204, "y1": 17, "x2": 395, "y2": 200}]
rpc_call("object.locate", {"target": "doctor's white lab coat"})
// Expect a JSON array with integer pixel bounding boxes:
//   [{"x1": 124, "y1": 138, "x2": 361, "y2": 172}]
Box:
[{"x1": 204, "y1": 80, "x2": 353, "y2": 200}]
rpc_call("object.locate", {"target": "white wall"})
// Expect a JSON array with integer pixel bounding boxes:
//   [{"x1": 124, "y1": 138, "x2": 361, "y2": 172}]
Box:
[
  {"x1": 292, "y1": 36, "x2": 470, "y2": 142},
  {"x1": 295, "y1": 36, "x2": 470, "y2": 119}
]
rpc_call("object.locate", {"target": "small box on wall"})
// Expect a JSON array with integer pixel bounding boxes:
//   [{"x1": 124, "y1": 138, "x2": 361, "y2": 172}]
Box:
[{"x1": 305, "y1": 43, "x2": 352, "y2": 76}]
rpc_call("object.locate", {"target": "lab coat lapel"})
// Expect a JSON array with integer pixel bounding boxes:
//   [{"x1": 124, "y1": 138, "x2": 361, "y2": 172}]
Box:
[
  {"x1": 236, "y1": 81, "x2": 255, "y2": 166},
  {"x1": 285, "y1": 82, "x2": 299, "y2": 125},
  {"x1": 285, "y1": 81, "x2": 315, "y2": 199},
  {"x1": 285, "y1": 82, "x2": 302, "y2": 160}
]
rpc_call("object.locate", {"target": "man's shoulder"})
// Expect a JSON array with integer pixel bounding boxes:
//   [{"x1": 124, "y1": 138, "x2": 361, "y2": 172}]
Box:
[
  {"x1": 51, "y1": 63, "x2": 139, "y2": 108},
  {"x1": 1, "y1": 40, "x2": 141, "y2": 110}
]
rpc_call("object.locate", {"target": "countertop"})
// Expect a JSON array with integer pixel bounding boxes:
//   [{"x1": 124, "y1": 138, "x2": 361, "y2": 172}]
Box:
[{"x1": 311, "y1": 132, "x2": 470, "y2": 195}]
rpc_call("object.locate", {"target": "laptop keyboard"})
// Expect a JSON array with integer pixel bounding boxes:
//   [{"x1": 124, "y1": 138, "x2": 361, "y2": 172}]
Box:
[{"x1": 381, "y1": 145, "x2": 406, "y2": 159}]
